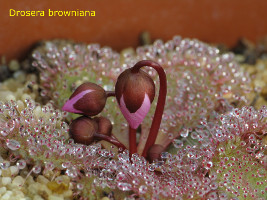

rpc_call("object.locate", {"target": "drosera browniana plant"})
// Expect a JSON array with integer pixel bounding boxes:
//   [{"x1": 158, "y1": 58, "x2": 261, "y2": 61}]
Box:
[
  {"x1": 0, "y1": 36, "x2": 266, "y2": 199},
  {"x1": 63, "y1": 60, "x2": 167, "y2": 160},
  {"x1": 31, "y1": 37, "x2": 251, "y2": 153}
]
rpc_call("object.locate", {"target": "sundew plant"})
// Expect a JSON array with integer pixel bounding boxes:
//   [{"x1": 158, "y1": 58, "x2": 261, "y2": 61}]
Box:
[{"x1": 0, "y1": 36, "x2": 266, "y2": 200}]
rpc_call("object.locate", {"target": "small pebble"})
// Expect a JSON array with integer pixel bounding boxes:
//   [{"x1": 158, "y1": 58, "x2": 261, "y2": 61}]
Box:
[
  {"x1": 254, "y1": 80, "x2": 265, "y2": 88},
  {"x1": 33, "y1": 106, "x2": 42, "y2": 118},
  {"x1": 48, "y1": 194, "x2": 64, "y2": 200},
  {"x1": 62, "y1": 190, "x2": 72, "y2": 198},
  {"x1": 55, "y1": 175, "x2": 70, "y2": 185},
  {"x1": 33, "y1": 194, "x2": 45, "y2": 200},
  {"x1": 261, "y1": 86, "x2": 267, "y2": 99},
  {"x1": 26, "y1": 74, "x2": 37, "y2": 82},
  {"x1": 25, "y1": 175, "x2": 35, "y2": 185},
  {"x1": 5, "y1": 94, "x2": 16, "y2": 101},
  {"x1": 139, "y1": 31, "x2": 151, "y2": 45},
  {"x1": 10, "y1": 166, "x2": 19, "y2": 176},
  {"x1": 1, "y1": 177, "x2": 11, "y2": 186},
  {"x1": 0, "y1": 187, "x2": 7, "y2": 195},
  {"x1": 13, "y1": 71, "x2": 26, "y2": 83},
  {"x1": 1, "y1": 190, "x2": 12, "y2": 200},
  {"x1": 8, "y1": 60, "x2": 20, "y2": 72},
  {"x1": 21, "y1": 94, "x2": 32, "y2": 102},
  {"x1": 12, "y1": 176, "x2": 24, "y2": 187},
  {"x1": 47, "y1": 181, "x2": 68, "y2": 194},
  {"x1": 28, "y1": 182, "x2": 52, "y2": 196},
  {"x1": 36, "y1": 175, "x2": 49, "y2": 185},
  {"x1": 12, "y1": 189, "x2": 25, "y2": 198},
  {"x1": 16, "y1": 100, "x2": 25, "y2": 112},
  {"x1": 0, "y1": 91, "x2": 14, "y2": 102}
]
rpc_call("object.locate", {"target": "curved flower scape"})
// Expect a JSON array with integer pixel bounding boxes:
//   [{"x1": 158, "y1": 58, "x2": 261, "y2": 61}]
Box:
[{"x1": 0, "y1": 36, "x2": 266, "y2": 200}]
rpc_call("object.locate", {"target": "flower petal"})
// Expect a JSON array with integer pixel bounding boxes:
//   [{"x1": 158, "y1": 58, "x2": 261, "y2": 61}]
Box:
[
  {"x1": 62, "y1": 89, "x2": 93, "y2": 113},
  {"x1": 119, "y1": 93, "x2": 151, "y2": 129}
]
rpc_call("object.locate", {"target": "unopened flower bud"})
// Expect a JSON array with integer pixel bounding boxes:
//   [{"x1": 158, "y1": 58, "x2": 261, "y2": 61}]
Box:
[
  {"x1": 69, "y1": 116, "x2": 98, "y2": 145},
  {"x1": 62, "y1": 82, "x2": 107, "y2": 116},
  {"x1": 94, "y1": 116, "x2": 112, "y2": 136},
  {"x1": 115, "y1": 68, "x2": 155, "y2": 129}
]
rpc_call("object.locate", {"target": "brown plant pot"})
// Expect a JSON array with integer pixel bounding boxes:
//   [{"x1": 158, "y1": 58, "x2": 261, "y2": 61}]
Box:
[{"x1": 1, "y1": 0, "x2": 267, "y2": 61}]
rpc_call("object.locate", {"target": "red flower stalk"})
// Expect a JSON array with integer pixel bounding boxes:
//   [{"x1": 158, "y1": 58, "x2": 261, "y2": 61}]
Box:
[
  {"x1": 147, "y1": 144, "x2": 165, "y2": 163},
  {"x1": 132, "y1": 61, "x2": 167, "y2": 157}
]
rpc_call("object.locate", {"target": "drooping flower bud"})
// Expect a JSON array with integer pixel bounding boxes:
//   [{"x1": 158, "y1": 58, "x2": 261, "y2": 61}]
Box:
[
  {"x1": 115, "y1": 68, "x2": 155, "y2": 129},
  {"x1": 69, "y1": 116, "x2": 98, "y2": 145},
  {"x1": 94, "y1": 116, "x2": 112, "y2": 136},
  {"x1": 70, "y1": 116, "x2": 125, "y2": 149},
  {"x1": 62, "y1": 82, "x2": 107, "y2": 116}
]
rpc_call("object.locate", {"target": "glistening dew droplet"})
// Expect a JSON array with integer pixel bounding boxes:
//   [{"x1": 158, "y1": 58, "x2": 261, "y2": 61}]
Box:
[
  {"x1": 180, "y1": 128, "x2": 189, "y2": 137},
  {"x1": 117, "y1": 182, "x2": 132, "y2": 191},
  {"x1": 6, "y1": 139, "x2": 20, "y2": 150},
  {"x1": 0, "y1": 161, "x2": 10, "y2": 170},
  {"x1": 16, "y1": 159, "x2": 26, "y2": 170},
  {"x1": 33, "y1": 165, "x2": 41, "y2": 174}
]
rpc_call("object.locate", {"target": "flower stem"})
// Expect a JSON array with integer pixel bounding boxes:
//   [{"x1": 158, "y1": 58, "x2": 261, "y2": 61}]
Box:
[
  {"x1": 106, "y1": 91, "x2": 115, "y2": 97},
  {"x1": 131, "y1": 60, "x2": 167, "y2": 157},
  {"x1": 129, "y1": 126, "x2": 137, "y2": 155},
  {"x1": 94, "y1": 133, "x2": 126, "y2": 150}
]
